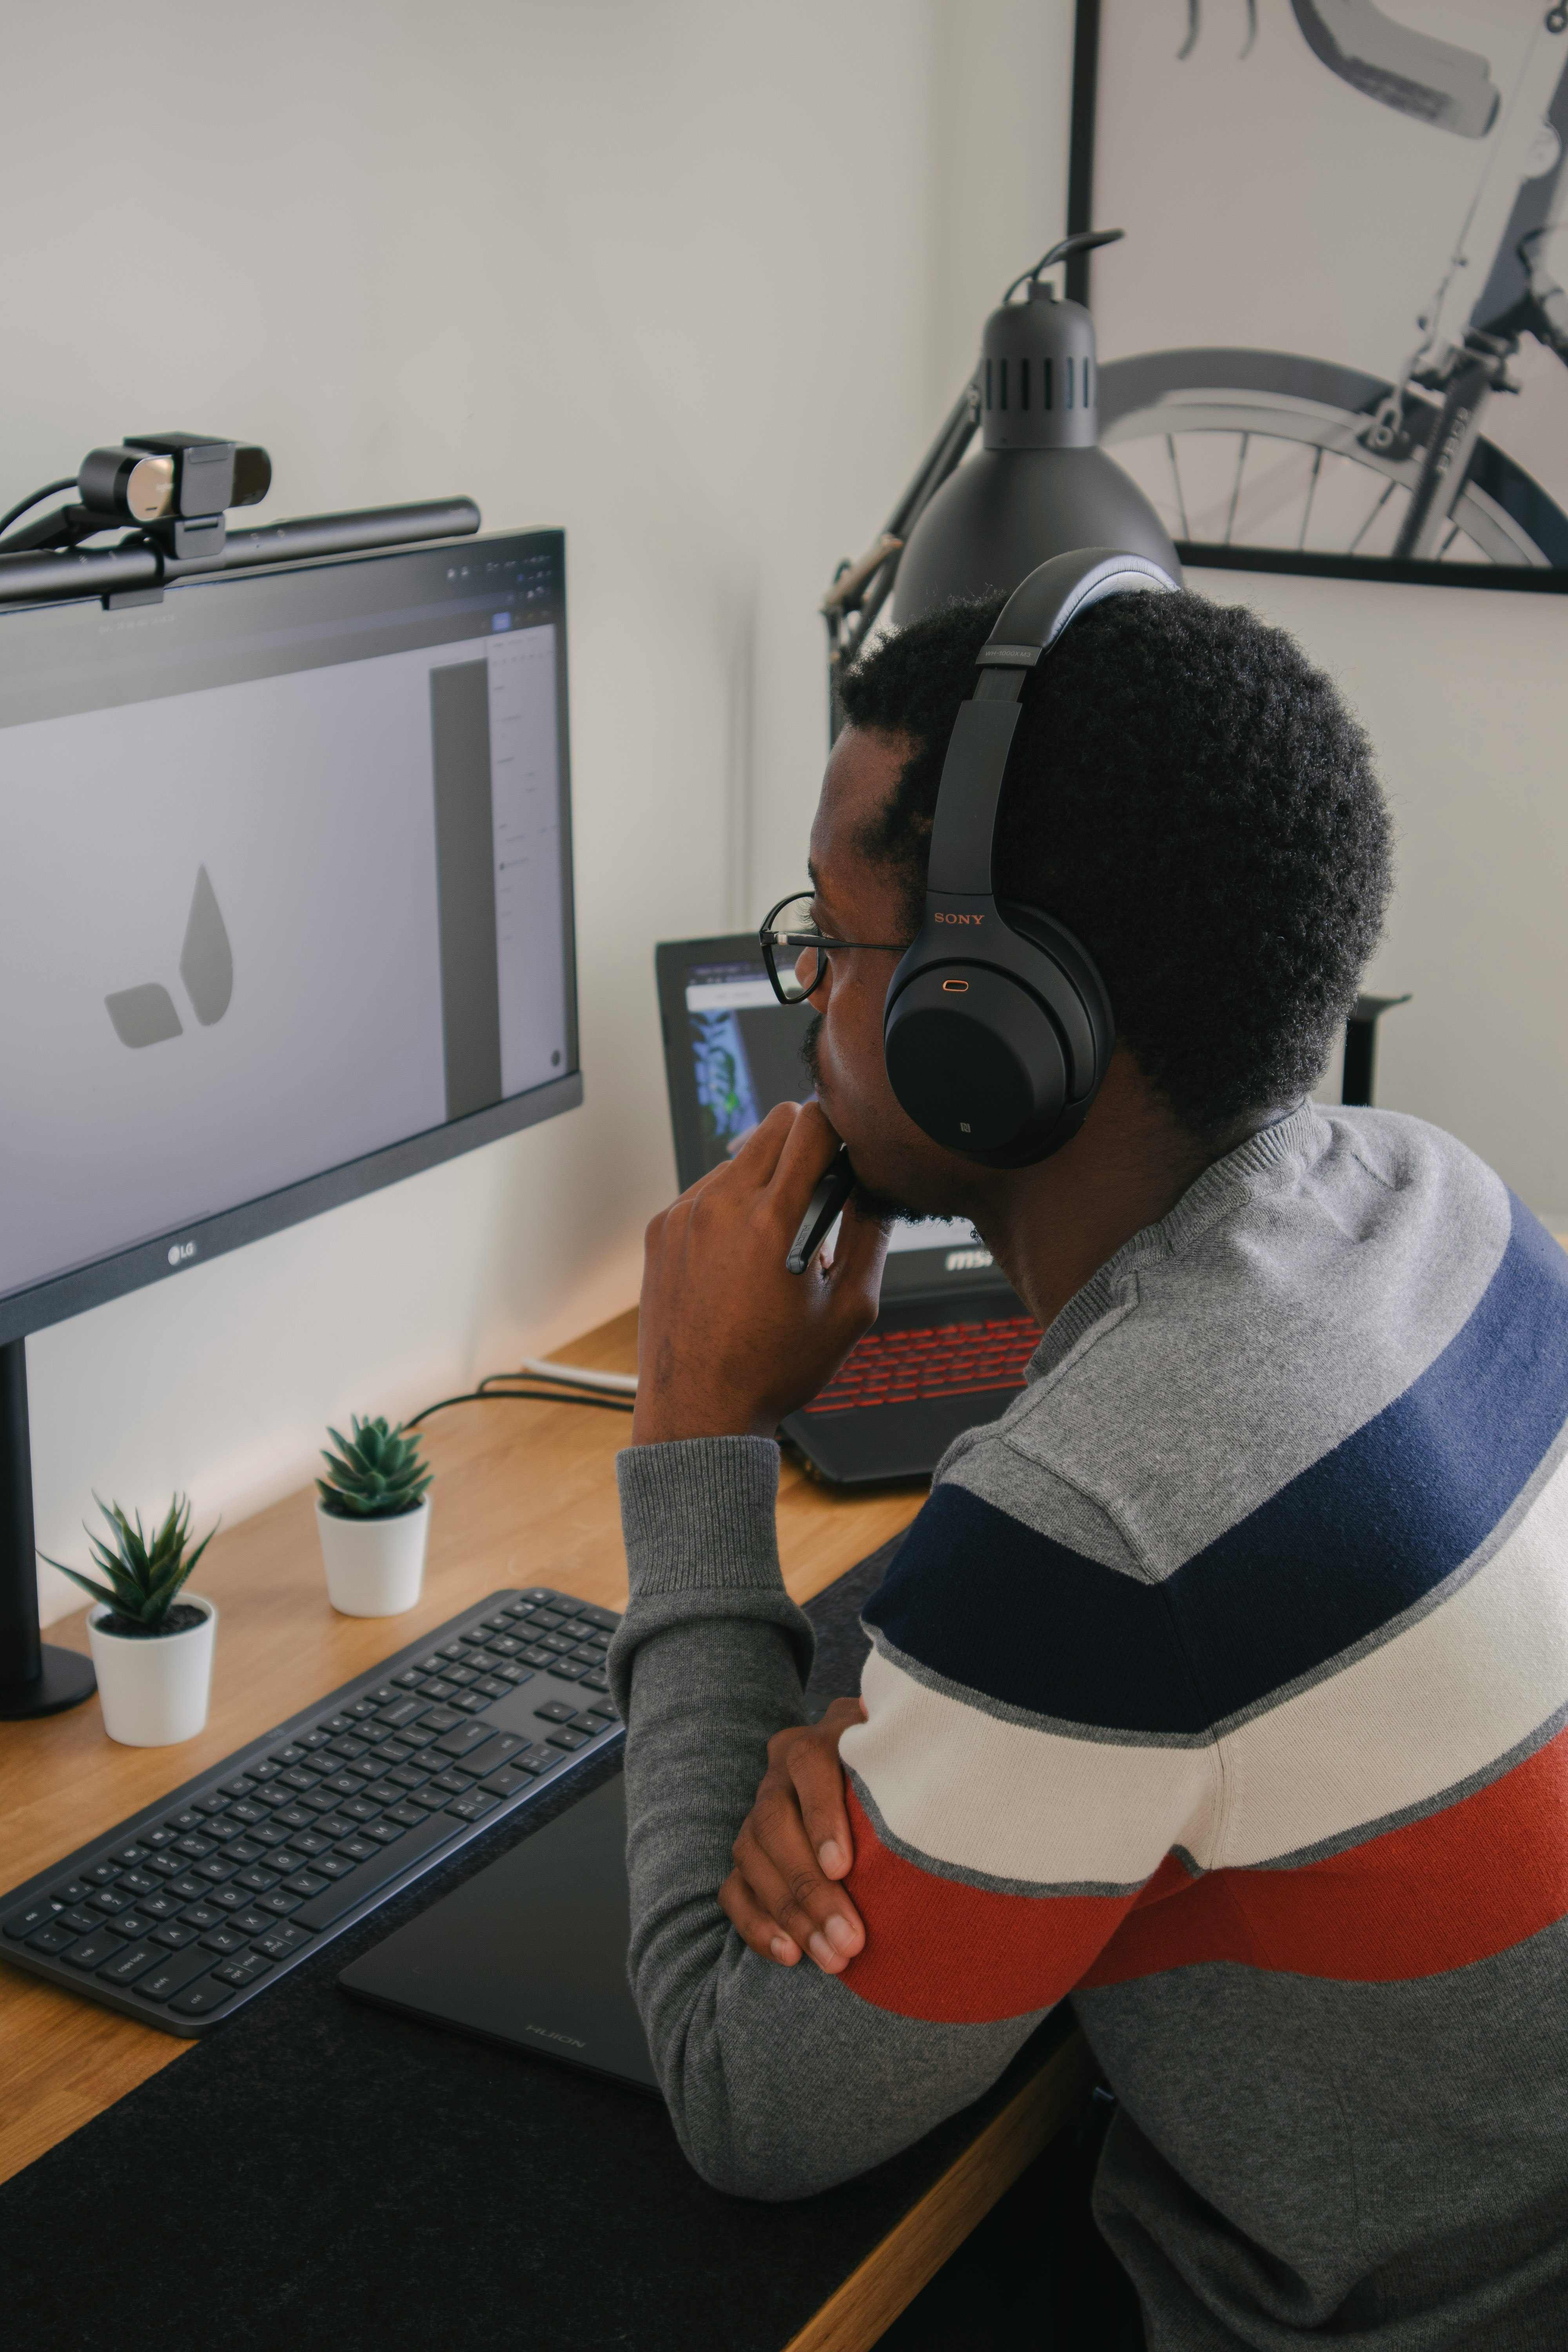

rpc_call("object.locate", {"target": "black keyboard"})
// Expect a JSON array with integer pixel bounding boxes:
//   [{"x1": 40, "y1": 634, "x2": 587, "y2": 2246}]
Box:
[
  {"x1": 0, "y1": 1586, "x2": 622, "y2": 2037},
  {"x1": 802, "y1": 1315, "x2": 1040, "y2": 1416}
]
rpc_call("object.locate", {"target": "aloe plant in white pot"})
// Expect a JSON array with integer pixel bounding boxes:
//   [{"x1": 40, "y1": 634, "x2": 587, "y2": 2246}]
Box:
[
  {"x1": 44, "y1": 1496, "x2": 218, "y2": 1746},
  {"x1": 315, "y1": 1415, "x2": 433, "y2": 1617}
]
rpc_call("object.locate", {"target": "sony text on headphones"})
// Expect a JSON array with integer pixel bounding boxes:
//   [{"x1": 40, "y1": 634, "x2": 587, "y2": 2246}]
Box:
[{"x1": 882, "y1": 546, "x2": 1179, "y2": 1168}]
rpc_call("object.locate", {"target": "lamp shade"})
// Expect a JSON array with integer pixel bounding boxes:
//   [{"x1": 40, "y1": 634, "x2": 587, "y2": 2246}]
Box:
[{"x1": 893, "y1": 282, "x2": 1179, "y2": 621}]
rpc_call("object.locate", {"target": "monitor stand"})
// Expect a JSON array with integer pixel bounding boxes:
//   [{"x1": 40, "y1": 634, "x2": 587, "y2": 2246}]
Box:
[{"x1": 0, "y1": 1338, "x2": 96, "y2": 1720}]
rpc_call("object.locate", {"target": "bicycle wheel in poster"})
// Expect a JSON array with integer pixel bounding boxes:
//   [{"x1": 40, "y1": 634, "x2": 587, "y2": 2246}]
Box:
[{"x1": 1098, "y1": 349, "x2": 1568, "y2": 567}]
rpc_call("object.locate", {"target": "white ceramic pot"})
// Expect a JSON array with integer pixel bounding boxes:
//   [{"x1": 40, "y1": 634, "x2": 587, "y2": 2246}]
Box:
[
  {"x1": 86, "y1": 1595, "x2": 218, "y2": 1747},
  {"x1": 316, "y1": 1496, "x2": 431, "y2": 1617}
]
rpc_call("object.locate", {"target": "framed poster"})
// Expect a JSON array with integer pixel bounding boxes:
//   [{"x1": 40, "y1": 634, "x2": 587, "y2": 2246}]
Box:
[{"x1": 1070, "y1": 0, "x2": 1568, "y2": 587}]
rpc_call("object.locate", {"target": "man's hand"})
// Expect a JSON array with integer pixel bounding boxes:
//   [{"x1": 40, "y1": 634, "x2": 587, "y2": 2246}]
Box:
[
  {"x1": 719, "y1": 1697, "x2": 867, "y2": 1972},
  {"x1": 632, "y1": 1101, "x2": 888, "y2": 1446}
]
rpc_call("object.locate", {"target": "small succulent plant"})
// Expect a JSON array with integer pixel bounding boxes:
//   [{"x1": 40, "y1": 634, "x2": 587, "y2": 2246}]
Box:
[
  {"x1": 42, "y1": 1495, "x2": 216, "y2": 1634},
  {"x1": 317, "y1": 1415, "x2": 432, "y2": 1520}
]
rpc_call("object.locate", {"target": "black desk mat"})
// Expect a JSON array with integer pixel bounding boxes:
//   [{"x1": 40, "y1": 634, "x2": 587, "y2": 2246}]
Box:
[{"x1": 4, "y1": 1532, "x2": 1072, "y2": 2352}]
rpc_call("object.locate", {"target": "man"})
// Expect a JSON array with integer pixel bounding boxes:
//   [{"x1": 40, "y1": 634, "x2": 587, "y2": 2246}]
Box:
[{"x1": 606, "y1": 588, "x2": 1568, "y2": 2348}]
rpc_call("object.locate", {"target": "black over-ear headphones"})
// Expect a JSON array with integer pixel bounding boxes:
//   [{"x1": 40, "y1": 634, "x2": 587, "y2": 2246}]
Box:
[{"x1": 882, "y1": 546, "x2": 1178, "y2": 1169}]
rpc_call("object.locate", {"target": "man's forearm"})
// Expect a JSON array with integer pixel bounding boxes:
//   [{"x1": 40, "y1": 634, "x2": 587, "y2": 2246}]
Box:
[{"x1": 610, "y1": 1437, "x2": 1042, "y2": 2201}]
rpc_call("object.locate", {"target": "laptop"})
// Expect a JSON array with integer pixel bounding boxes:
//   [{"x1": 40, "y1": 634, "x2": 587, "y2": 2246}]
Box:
[
  {"x1": 340, "y1": 1769, "x2": 659, "y2": 2094},
  {"x1": 655, "y1": 933, "x2": 1039, "y2": 1485}
]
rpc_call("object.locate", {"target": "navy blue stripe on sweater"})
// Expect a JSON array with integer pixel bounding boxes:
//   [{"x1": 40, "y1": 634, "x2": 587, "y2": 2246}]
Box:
[{"x1": 864, "y1": 1196, "x2": 1568, "y2": 1735}]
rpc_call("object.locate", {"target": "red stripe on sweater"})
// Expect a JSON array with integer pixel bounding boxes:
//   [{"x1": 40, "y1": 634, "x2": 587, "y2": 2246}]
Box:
[
  {"x1": 1081, "y1": 1718, "x2": 1568, "y2": 1989},
  {"x1": 840, "y1": 1725, "x2": 1568, "y2": 2021},
  {"x1": 836, "y1": 1786, "x2": 1138, "y2": 2022}
]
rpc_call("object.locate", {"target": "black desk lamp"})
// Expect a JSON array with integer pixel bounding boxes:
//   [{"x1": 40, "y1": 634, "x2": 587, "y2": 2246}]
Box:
[{"x1": 821, "y1": 229, "x2": 1179, "y2": 726}]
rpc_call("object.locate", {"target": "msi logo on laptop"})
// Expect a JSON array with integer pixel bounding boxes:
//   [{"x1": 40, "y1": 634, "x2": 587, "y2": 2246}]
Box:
[{"x1": 104, "y1": 867, "x2": 233, "y2": 1049}]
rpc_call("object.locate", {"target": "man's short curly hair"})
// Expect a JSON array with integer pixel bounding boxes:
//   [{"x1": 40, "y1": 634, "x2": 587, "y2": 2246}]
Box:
[{"x1": 836, "y1": 590, "x2": 1392, "y2": 1139}]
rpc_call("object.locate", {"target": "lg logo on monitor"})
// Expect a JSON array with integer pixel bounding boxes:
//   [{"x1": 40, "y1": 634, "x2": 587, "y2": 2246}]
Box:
[{"x1": 104, "y1": 867, "x2": 233, "y2": 1048}]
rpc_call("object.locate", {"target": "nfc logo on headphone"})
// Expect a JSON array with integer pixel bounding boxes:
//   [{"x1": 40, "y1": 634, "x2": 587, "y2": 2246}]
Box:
[{"x1": 104, "y1": 867, "x2": 233, "y2": 1049}]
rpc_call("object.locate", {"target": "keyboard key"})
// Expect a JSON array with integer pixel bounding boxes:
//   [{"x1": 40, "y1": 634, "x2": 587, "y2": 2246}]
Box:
[
  {"x1": 111, "y1": 1913, "x2": 158, "y2": 1941},
  {"x1": 446, "y1": 1790, "x2": 499, "y2": 1822},
  {"x1": 579, "y1": 1673, "x2": 611, "y2": 1696},
  {"x1": 334, "y1": 1836, "x2": 378, "y2": 1865},
  {"x1": 519, "y1": 1646, "x2": 555, "y2": 1670},
  {"x1": 281, "y1": 1872, "x2": 328, "y2": 1898},
  {"x1": 248, "y1": 1760, "x2": 282, "y2": 1782},
  {"x1": 474, "y1": 1677, "x2": 511, "y2": 1701},
  {"x1": 145, "y1": 1853, "x2": 185, "y2": 1878},
  {"x1": 419, "y1": 1706, "x2": 462, "y2": 1733},
  {"x1": 312, "y1": 1853, "x2": 356, "y2": 1880},
  {"x1": 257, "y1": 1891, "x2": 302, "y2": 1917},
  {"x1": 314, "y1": 1817, "x2": 356, "y2": 1842},
  {"x1": 62, "y1": 1929, "x2": 126, "y2": 1971},
  {"x1": 519, "y1": 1744, "x2": 560, "y2": 1773},
  {"x1": 546, "y1": 1662, "x2": 586, "y2": 1683},
  {"x1": 252, "y1": 1823, "x2": 295, "y2": 1849},
  {"x1": 227, "y1": 1801, "x2": 269, "y2": 1827},
  {"x1": 577, "y1": 1606, "x2": 619, "y2": 1632},
  {"x1": 56, "y1": 1906, "x2": 100, "y2": 1934},
  {"x1": 169, "y1": 1975, "x2": 236, "y2": 2016},
  {"x1": 434, "y1": 1720, "x2": 501, "y2": 1760},
  {"x1": 173, "y1": 1835, "x2": 215, "y2": 1860},
  {"x1": 528, "y1": 1609, "x2": 567, "y2": 1632},
  {"x1": 214, "y1": 1952, "x2": 274, "y2": 1988},
  {"x1": 25, "y1": 1922, "x2": 77, "y2": 1956},
  {"x1": 199, "y1": 1926, "x2": 250, "y2": 1956},
  {"x1": 339, "y1": 1797, "x2": 382, "y2": 1824},
  {"x1": 193, "y1": 1858, "x2": 238, "y2": 1885},
  {"x1": 109, "y1": 1842, "x2": 149, "y2": 1866},
  {"x1": 5, "y1": 1898, "x2": 62, "y2": 1939},
  {"x1": 140, "y1": 1946, "x2": 216, "y2": 2002},
  {"x1": 452, "y1": 1692, "x2": 492, "y2": 1714},
  {"x1": 327, "y1": 1735, "x2": 369, "y2": 1760},
  {"x1": 94, "y1": 1939, "x2": 159, "y2": 1984},
  {"x1": 362, "y1": 1820, "x2": 405, "y2": 1845},
  {"x1": 485, "y1": 1634, "x2": 523, "y2": 1656},
  {"x1": 272, "y1": 1805, "x2": 316, "y2": 1833},
  {"x1": 202, "y1": 1886, "x2": 250, "y2": 1913},
  {"x1": 376, "y1": 1697, "x2": 426, "y2": 1728},
  {"x1": 546, "y1": 1728, "x2": 588, "y2": 1752},
  {"x1": 234, "y1": 1866, "x2": 280, "y2": 1893},
  {"x1": 419, "y1": 1678, "x2": 456, "y2": 1702},
  {"x1": 288, "y1": 1829, "x2": 335, "y2": 1857},
  {"x1": 302, "y1": 1726, "x2": 336, "y2": 1747},
  {"x1": 152, "y1": 1922, "x2": 200, "y2": 1949},
  {"x1": 229, "y1": 1908, "x2": 276, "y2": 1936},
  {"x1": 270, "y1": 1744, "x2": 307, "y2": 1767},
  {"x1": 84, "y1": 1861, "x2": 122, "y2": 1886},
  {"x1": 278, "y1": 1768, "x2": 321, "y2": 1793},
  {"x1": 392, "y1": 1667, "x2": 426, "y2": 1688},
  {"x1": 254, "y1": 1922, "x2": 313, "y2": 1960},
  {"x1": 193, "y1": 1791, "x2": 229, "y2": 1815},
  {"x1": 181, "y1": 1902, "x2": 226, "y2": 1929},
  {"x1": 166, "y1": 1875, "x2": 209, "y2": 1903},
  {"x1": 567, "y1": 1713, "x2": 604, "y2": 1736},
  {"x1": 226, "y1": 1839, "x2": 267, "y2": 1865},
  {"x1": 202, "y1": 1816, "x2": 246, "y2": 1842},
  {"x1": 428, "y1": 1769, "x2": 474, "y2": 1795},
  {"x1": 220, "y1": 1776, "x2": 256, "y2": 1798},
  {"x1": 534, "y1": 1699, "x2": 577, "y2": 1725},
  {"x1": 480, "y1": 1764, "x2": 537, "y2": 1797},
  {"x1": 384, "y1": 1803, "x2": 432, "y2": 1828},
  {"x1": 494, "y1": 1662, "x2": 534, "y2": 1686},
  {"x1": 58, "y1": 1878, "x2": 96, "y2": 1902},
  {"x1": 320, "y1": 1773, "x2": 362, "y2": 1800},
  {"x1": 143, "y1": 1825, "x2": 182, "y2": 1846},
  {"x1": 90, "y1": 1887, "x2": 135, "y2": 1915}
]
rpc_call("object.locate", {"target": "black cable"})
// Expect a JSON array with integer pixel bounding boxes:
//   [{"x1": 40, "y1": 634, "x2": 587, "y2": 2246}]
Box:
[
  {"x1": 0, "y1": 477, "x2": 77, "y2": 543},
  {"x1": 405, "y1": 1385, "x2": 633, "y2": 1429}
]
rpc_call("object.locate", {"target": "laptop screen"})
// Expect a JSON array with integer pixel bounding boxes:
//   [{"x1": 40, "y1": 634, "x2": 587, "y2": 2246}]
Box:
[{"x1": 655, "y1": 936, "x2": 1009, "y2": 1301}]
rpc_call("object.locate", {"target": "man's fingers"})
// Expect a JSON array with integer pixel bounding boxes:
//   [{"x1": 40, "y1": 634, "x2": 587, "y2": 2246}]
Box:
[
  {"x1": 732, "y1": 1811, "x2": 865, "y2": 1973},
  {"x1": 789, "y1": 1700, "x2": 865, "y2": 1877},
  {"x1": 719, "y1": 1866, "x2": 801, "y2": 1967}
]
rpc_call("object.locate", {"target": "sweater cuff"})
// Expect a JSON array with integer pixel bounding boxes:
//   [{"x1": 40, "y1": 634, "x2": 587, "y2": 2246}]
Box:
[{"x1": 616, "y1": 1437, "x2": 782, "y2": 1598}]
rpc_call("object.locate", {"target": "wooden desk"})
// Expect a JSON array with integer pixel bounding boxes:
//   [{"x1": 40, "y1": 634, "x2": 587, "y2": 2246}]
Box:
[{"x1": 0, "y1": 1306, "x2": 1092, "y2": 2351}]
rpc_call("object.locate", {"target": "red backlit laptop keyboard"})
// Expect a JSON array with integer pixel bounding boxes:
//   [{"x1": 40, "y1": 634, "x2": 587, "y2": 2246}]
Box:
[{"x1": 805, "y1": 1316, "x2": 1040, "y2": 1416}]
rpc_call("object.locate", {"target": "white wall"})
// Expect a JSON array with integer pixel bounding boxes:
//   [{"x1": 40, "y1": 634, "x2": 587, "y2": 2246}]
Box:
[{"x1": 6, "y1": 0, "x2": 1081, "y2": 1623}]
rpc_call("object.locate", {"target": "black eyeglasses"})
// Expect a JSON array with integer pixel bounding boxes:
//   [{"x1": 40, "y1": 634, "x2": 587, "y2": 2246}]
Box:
[{"x1": 758, "y1": 892, "x2": 907, "y2": 1006}]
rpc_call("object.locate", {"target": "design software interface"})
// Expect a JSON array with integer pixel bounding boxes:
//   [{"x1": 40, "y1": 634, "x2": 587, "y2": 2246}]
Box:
[{"x1": 0, "y1": 537, "x2": 574, "y2": 1302}]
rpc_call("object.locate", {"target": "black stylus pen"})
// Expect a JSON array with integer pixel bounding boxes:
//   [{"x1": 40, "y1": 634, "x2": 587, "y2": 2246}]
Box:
[{"x1": 786, "y1": 1145, "x2": 856, "y2": 1275}]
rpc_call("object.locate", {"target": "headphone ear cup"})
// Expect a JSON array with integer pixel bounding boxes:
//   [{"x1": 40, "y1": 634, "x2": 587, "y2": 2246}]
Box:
[{"x1": 885, "y1": 965, "x2": 1069, "y2": 1160}]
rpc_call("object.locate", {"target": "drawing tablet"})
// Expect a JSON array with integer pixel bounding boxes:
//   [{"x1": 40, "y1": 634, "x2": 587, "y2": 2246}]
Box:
[{"x1": 339, "y1": 1769, "x2": 659, "y2": 2094}]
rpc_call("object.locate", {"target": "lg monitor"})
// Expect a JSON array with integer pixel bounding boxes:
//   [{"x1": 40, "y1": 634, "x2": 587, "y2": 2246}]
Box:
[{"x1": 0, "y1": 527, "x2": 579, "y2": 1713}]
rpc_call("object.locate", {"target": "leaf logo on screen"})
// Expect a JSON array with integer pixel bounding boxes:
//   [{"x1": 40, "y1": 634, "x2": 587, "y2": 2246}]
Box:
[{"x1": 103, "y1": 867, "x2": 234, "y2": 1049}]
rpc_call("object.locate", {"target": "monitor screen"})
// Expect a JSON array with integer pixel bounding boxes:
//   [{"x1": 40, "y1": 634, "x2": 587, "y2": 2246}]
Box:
[
  {"x1": 0, "y1": 529, "x2": 579, "y2": 1340},
  {"x1": 655, "y1": 939, "x2": 1001, "y2": 1296}
]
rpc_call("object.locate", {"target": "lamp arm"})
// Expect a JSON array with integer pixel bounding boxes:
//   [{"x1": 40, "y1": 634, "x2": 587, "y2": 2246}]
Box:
[{"x1": 823, "y1": 377, "x2": 979, "y2": 735}]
